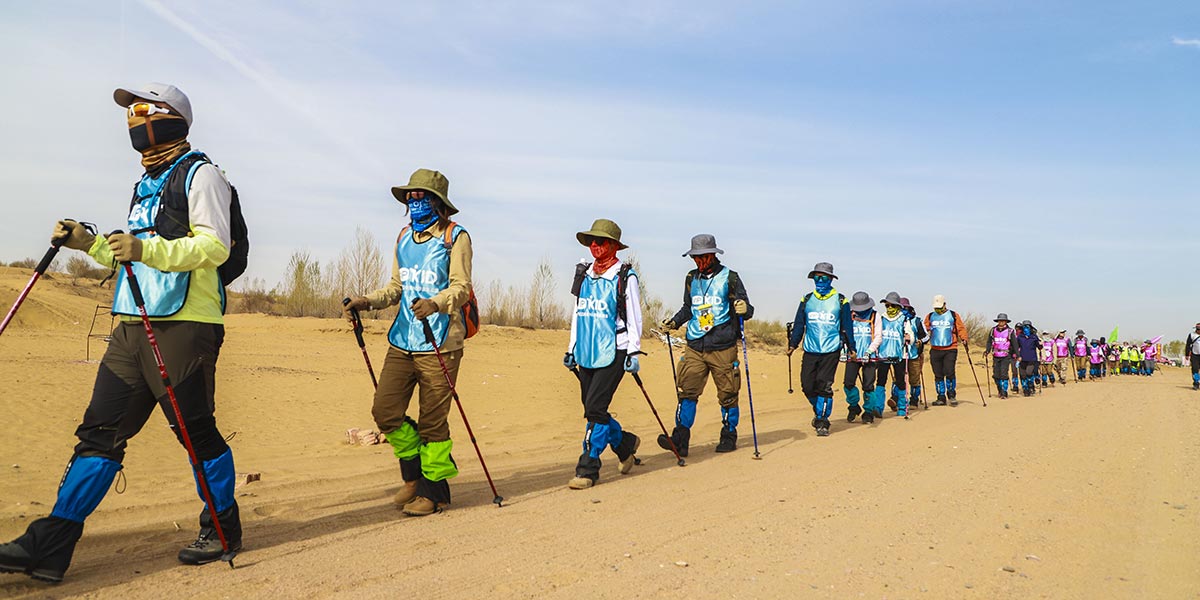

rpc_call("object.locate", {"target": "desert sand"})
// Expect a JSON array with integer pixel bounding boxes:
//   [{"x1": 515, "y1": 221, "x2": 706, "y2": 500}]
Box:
[{"x1": 1, "y1": 268, "x2": 1197, "y2": 599}]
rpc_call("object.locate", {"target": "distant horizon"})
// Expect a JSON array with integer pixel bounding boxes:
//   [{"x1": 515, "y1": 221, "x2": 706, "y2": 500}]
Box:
[{"x1": 1, "y1": 1, "x2": 1196, "y2": 341}]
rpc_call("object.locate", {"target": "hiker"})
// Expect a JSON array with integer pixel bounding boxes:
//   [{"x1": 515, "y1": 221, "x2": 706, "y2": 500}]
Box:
[
  {"x1": 562, "y1": 219, "x2": 642, "y2": 489},
  {"x1": 1014, "y1": 320, "x2": 1042, "y2": 397},
  {"x1": 1142, "y1": 341, "x2": 1157, "y2": 376},
  {"x1": 1187, "y1": 323, "x2": 1200, "y2": 390},
  {"x1": 1128, "y1": 342, "x2": 1143, "y2": 376},
  {"x1": 1098, "y1": 338, "x2": 1110, "y2": 377},
  {"x1": 843, "y1": 291, "x2": 882, "y2": 423},
  {"x1": 875, "y1": 292, "x2": 914, "y2": 418},
  {"x1": 0, "y1": 84, "x2": 244, "y2": 583},
  {"x1": 786, "y1": 262, "x2": 855, "y2": 437},
  {"x1": 1053, "y1": 329, "x2": 1071, "y2": 384},
  {"x1": 899, "y1": 297, "x2": 928, "y2": 409},
  {"x1": 1040, "y1": 334, "x2": 1056, "y2": 387},
  {"x1": 923, "y1": 295, "x2": 969, "y2": 406},
  {"x1": 1120, "y1": 342, "x2": 1132, "y2": 374},
  {"x1": 1088, "y1": 340, "x2": 1105, "y2": 379},
  {"x1": 1072, "y1": 330, "x2": 1089, "y2": 381},
  {"x1": 343, "y1": 168, "x2": 473, "y2": 517},
  {"x1": 984, "y1": 313, "x2": 1015, "y2": 399},
  {"x1": 658, "y1": 234, "x2": 754, "y2": 455},
  {"x1": 1106, "y1": 341, "x2": 1121, "y2": 377}
]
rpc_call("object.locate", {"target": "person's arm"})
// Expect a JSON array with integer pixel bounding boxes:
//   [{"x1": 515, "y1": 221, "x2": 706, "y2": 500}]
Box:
[
  {"x1": 624, "y1": 273, "x2": 643, "y2": 355},
  {"x1": 868, "y1": 312, "x2": 883, "y2": 354},
  {"x1": 840, "y1": 301, "x2": 857, "y2": 354},
  {"x1": 430, "y1": 230, "x2": 472, "y2": 315},
  {"x1": 954, "y1": 311, "x2": 970, "y2": 346},
  {"x1": 730, "y1": 272, "x2": 754, "y2": 321},
  {"x1": 140, "y1": 164, "x2": 231, "y2": 272},
  {"x1": 913, "y1": 317, "x2": 928, "y2": 343},
  {"x1": 788, "y1": 300, "x2": 806, "y2": 348},
  {"x1": 984, "y1": 329, "x2": 994, "y2": 353},
  {"x1": 668, "y1": 273, "x2": 692, "y2": 328},
  {"x1": 364, "y1": 240, "x2": 404, "y2": 309}
]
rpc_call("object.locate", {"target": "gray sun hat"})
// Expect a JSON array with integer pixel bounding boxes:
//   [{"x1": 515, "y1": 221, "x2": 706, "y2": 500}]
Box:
[
  {"x1": 1021, "y1": 320, "x2": 1033, "y2": 327},
  {"x1": 1075, "y1": 329, "x2": 1086, "y2": 336},
  {"x1": 113, "y1": 82, "x2": 194, "y2": 126},
  {"x1": 808, "y1": 262, "x2": 837, "y2": 279},
  {"x1": 994, "y1": 313, "x2": 1010, "y2": 322},
  {"x1": 849, "y1": 291, "x2": 873, "y2": 312},
  {"x1": 880, "y1": 291, "x2": 903, "y2": 306},
  {"x1": 682, "y1": 233, "x2": 724, "y2": 257}
]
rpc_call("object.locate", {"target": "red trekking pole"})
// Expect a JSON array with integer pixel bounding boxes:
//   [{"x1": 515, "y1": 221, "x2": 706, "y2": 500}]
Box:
[
  {"x1": 421, "y1": 318, "x2": 503, "y2": 507},
  {"x1": 115, "y1": 232, "x2": 236, "y2": 566},
  {"x1": 342, "y1": 297, "x2": 378, "y2": 389},
  {"x1": 0, "y1": 221, "x2": 95, "y2": 337}
]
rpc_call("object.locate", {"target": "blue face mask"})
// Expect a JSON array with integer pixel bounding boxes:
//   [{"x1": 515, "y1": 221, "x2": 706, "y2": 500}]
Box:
[
  {"x1": 409, "y1": 197, "x2": 438, "y2": 232},
  {"x1": 813, "y1": 275, "x2": 833, "y2": 295},
  {"x1": 1022, "y1": 326, "x2": 1031, "y2": 335}
]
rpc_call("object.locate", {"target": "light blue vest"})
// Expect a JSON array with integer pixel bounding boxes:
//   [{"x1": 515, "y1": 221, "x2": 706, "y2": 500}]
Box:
[
  {"x1": 112, "y1": 151, "x2": 206, "y2": 317},
  {"x1": 851, "y1": 312, "x2": 875, "y2": 359},
  {"x1": 928, "y1": 311, "x2": 955, "y2": 347},
  {"x1": 387, "y1": 224, "x2": 465, "y2": 352},
  {"x1": 686, "y1": 267, "x2": 731, "y2": 341},
  {"x1": 878, "y1": 313, "x2": 905, "y2": 360},
  {"x1": 573, "y1": 268, "x2": 635, "y2": 369},
  {"x1": 904, "y1": 315, "x2": 921, "y2": 359},
  {"x1": 803, "y1": 292, "x2": 843, "y2": 354}
]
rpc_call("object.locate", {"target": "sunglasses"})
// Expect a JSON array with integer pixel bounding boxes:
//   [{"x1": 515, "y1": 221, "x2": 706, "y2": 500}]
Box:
[
  {"x1": 405, "y1": 190, "x2": 427, "y2": 201},
  {"x1": 127, "y1": 102, "x2": 172, "y2": 118}
]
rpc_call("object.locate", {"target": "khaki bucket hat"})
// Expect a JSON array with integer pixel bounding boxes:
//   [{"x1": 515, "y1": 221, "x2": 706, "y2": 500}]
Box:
[
  {"x1": 576, "y1": 219, "x2": 628, "y2": 249},
  {"x1": 391, "y1": 168, "x2": 458, "y2": 215}
]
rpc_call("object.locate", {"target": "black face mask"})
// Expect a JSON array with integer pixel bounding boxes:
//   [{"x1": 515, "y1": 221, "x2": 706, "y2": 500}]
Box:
[{"x1": 128, "y1": 117, "x2": 189, "y2": 152}]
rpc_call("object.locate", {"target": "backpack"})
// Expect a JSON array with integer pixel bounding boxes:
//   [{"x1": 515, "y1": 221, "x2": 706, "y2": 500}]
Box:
[
  {"x1": 571, "y1": 261, "x2": 635, "y2": 334},
  {"x1": 399, "y1": 222, "x2": 479, "y2": 339},
  {"x1": 137, "y1": 153, "x2": 250, "y2": 285}
]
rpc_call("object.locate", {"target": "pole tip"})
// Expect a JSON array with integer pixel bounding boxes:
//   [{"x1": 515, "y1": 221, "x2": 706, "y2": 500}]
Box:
[
  {"x1": 493, "y1": 496, "x2": 504, "y2": 507},
  {"x1": 677, "y1": 459, "x2": 687, "y2": 467}
]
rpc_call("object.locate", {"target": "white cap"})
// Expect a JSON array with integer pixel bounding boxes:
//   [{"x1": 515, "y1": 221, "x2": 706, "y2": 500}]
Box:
[
  {"x1": 113, "y1": 82, "x2": 193, "y2": 126},
  {"x1": 932, "y1": 294, "x2": 947, "y2": 310}
]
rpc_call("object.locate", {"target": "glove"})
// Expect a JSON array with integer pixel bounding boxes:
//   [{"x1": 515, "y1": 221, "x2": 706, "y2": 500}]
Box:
[
  {"x1": 563, "y1": 353, "x2": 577, "y2": 370},
  {"x1": 733, "y1": 299, "x2": 748, "y2": 315},
  {"x1": 660, "y1": 318, "x2": 676, "y2": 331},
  {"x1": 846, "y1": 350, "x2": 858, "y2": 362},
  {"x1": 106, "y1": 232, "x2": 143, "y2": 263},
  {"x1": 904, "y1": 332, "x2": 914, "y2": 344},
  {"x1": 411, "y1": 298, "x2": 439, "y2": 320},
  {"x1": 624, "y1": 355, "x2": 640, "y2": 373},
  {"x1": 343, "y1": 296, "x2": 371, "y2": 323},
  {"x1": 53, "y1": 220, "x2": 95, "y2": 251}
]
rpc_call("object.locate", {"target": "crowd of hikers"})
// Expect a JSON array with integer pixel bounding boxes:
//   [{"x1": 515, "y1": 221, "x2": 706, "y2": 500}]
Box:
[{"x1": 0, "y1": 82, "x2": 1192, "y2": 585}]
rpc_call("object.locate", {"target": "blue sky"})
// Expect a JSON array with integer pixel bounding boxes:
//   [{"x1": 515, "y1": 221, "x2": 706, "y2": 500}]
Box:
[{"x1": 1, "y1": 1, "x2": 1196, "y2": 341}]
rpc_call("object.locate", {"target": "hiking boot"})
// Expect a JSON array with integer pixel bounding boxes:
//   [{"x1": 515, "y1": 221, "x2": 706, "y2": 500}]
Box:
[
  {"x1": 932, "y1": 396, "x2": 947, "y2": 406},
  {"x1": 568, "y1": 476, "x2": 594, "y2": 490},
  {"x1": 715, "y1": 429, "x2": 737, "y2": 453},
  {"x1": 847, "y1": 404, "x2": 862, "y2": 422},
  {"x1": 949, "y1": 397, "x2": 959, "y2": 407},
  {"x1": 401, "y1": 496, "x2": 440, "y2": 516},
  {"x1": 887, "y1": 398, "x2": 898, "y2": 411},
  {"x1": 908, "y1": 398, "x2": 919, "y2": 407},
  {"x1": 1193, "y1": 381, "x2": 1199, "y2": 391},
  {"x1": 811, "y1": 417, "x2": 821, "y2": 430},
  {"x1": 861, "y1": 411, "x2": 875, "y2": 424},
  {"x1": 815, "y1": 422, "x2": 830, "y2": 437},
  {"x1": 392, "y1": 481, "x2": 418, "y2": 508},
  {"x1": 178, "y1": 530, "x2": 243, "y2": 565},
  {"x1": 656, "y1": 426, "x2": 689, "y2": 457},
  {"x1": 618, "y1": 435, "x2": 641, "y2": 474},
  {"x1": 0, "y1": 541, "x2": 65, "y2": 584}
]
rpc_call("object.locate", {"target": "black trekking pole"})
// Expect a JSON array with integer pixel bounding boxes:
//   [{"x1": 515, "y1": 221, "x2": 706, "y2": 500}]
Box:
[
  {"x1": 113, "y1": 233, "x2": 236, "y2": 567},
  {"x1": 342, "y1": 297, "x2": 377, "y2": 389},
  {"x1": 738, "y1": 318, "x2": 761, "y2": 459},
  {"x1": 982, "y1": 352, "x2": 993, "y2": 398},
  {"x1": 962, "y1": 341, "x2": 987, "y2": 407},
  {"x1": 918, "y1": 348, "x2": 928, "y2": 410},
  {"x1": 902, "y1": 343, "x2": 911, "y2": 420},
  {"x1": 629, "y1": 371, "x2": 687, "y2": 467},
  {"x1": 0, "y1": 221, "x2": 95, "y2": 337},
  {"x1": 785, "y1": 321, "x2": 795, "y2": 394},
  {"x1": 663, "y1": 323, "x2": 680, "y2": 393},
  {"x1": 421, "y1": 318, "x2": 503, "y2": 507}
]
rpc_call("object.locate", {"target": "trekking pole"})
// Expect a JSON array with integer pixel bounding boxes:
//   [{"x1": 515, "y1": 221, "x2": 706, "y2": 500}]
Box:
[
  {"x1": 738, "y1": 318, "x2": 761, "y2": 459},
  {"x1": 629, "y1": 371, "x2": 687, "y2": 467},
  {"x1": 962, "y1": 341, "x2": 987, "y2": 407},
  {"x1": 421, "y1": 318, "x2": 503, "y2": 507},
  {"x1": 113, "y1": 233, "x2": 236, "y2": 567},
  {"x1": 918, "y1": 348, "x2": 928, "y2": 410},
  {"x1": 785, "y1": 321, "x2": 795, "y2": 394},
  {"x1": 982, "y1": 352, "x2": 993, "y2": 398},
  {"x1": 663, "y1": 323, "x2": 680, "y2": 393},
  {"x1": 0, "y1": 221, "x2": 95, "y2": 337},
  {"x1": 341, "y1": 297, "x2": 377, "y2": 389},
  {"x1": 902, "y1": 344, "x2": 911, "y2": 420}
]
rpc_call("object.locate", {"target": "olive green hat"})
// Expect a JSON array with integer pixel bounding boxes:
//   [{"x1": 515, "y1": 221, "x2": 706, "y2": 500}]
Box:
[
  {"x1": 576, "y1": 218, "x2": 628, "y2": 249},
  {"x1": 391, "y1": 168, "x2": 458, "y2": 215}
]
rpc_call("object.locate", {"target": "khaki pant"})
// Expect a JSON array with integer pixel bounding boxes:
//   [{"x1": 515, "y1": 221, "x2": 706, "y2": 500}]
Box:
[
  {"x1": 1054, "y1": 357, "x2": 1069, "y2": 381},
  {"x1": 1073, "y1": 355, "x2": 1089, "y2": 372},
  {"x1": 676, "y1": 345, "x2": 741, "y2": 408},
  {"x1": 372, "y1": 347, "x2": 462, "y2": 443},
  {"x1": 906, "y1": 352, "x2": 924, "y2": 386}
]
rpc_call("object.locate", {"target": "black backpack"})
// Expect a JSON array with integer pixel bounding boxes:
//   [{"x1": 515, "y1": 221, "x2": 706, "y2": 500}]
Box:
[{"x1": 132, "y1": 153, "x2": 249, "y2": 285}]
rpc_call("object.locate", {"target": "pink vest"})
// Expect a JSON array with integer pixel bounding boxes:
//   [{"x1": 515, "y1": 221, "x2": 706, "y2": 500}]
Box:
[
  {"x1": 1144, "y1": 345, "x2": 1156, "y2": 359},
  {"x1": 1074, "y1": 338, "x2": 1088, "y2": 357},
  {"x1": 1089, "y1": 345, "x2": 1103, "y2": 364},
  {"x1": 1041, "y1": 340, "x2": 1055, "y2": 363},
  {"x1": 991, "y1": 327, "x2": 1012, "y2": 357},
  {"x1": 1055, "y1": 337, "x2": 1070, "y2": 357}
]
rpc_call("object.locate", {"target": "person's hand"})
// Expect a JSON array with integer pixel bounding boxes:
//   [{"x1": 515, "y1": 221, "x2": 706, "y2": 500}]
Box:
[
  {"x1": 53, "y1": 220, "x2": 95, "y2": 251},
  {"x1": 786, "y1": 346, "x2": 796, "y2": 357},
  {"x1": 904, "y1": 332, "x2": 914, "y2": 344},
  {"x1": 660, "y1": 318, "x2": 676, "y2": 331},
  {"x1": 847, "y1": 350, "x2": 858, "y2": 361},
  {"x1": 106, "y1": 232, "x2": 143, "y2": 263},
  {"x1": 623, "y1": 355, "x2": 640, "y2": 373},
  {"x1": 563, "y1": 353, "x2": 577, "y2": 370},
  {"x1": 411, "y1": 298, "x2": 439, "y2": 320},
  {"x1": 983, "y1": 349, "x2": 991, "y2": 357},
  {"x1": 733, "y1": 299, "x2": 748, "y2": 315},
  {"x1": 343, "y1": 296, "x2": 370, "y2": 324}
]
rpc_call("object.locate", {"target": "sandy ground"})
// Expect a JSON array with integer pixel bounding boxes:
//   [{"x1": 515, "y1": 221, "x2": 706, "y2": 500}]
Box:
[{"x1": 1, "y1": 268, "x2": 1198, "y2": 599}]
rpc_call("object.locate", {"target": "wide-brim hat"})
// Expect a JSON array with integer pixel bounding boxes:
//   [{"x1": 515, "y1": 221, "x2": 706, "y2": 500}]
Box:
[
  {"x1": 899, "y1": 297, "x2": 913, "y2": 310},
  {"x1": 682, "y1": 233, "x2": 724, "y2": 257},
  {"x1": 391, "y1": 168, "x2": 458, "y2": 215},
  {"x1": 576, "y1": 218, "x2": 628, "y2": 249},
  {"x1": 880, "y1": 291, "x2": 903, "y2": 306},
  {"x1": 113, "y1": 82, "x2": 194, "y2": 126},
  {"x1": 1021, "y1": 320, "x2": 1032, "y2": 327},
  {"x1": 849, "y1": 291, "x2": 873, "y2": 311},
  {"x1": 808, "y1": 262, "x2": 837, "y2": 279},
  {"x1": 994, "y1": 313, "x2": 1009, "y2": 322}
]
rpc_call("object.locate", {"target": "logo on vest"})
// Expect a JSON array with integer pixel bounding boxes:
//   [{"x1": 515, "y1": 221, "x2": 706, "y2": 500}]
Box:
[
  {"x1": 400, "y1": 267, "x2": 440, "y2": 286},
  {"x1": 808, "y1": 311, "x2": 837, "y2": 324},
  {"x1": 577, "y1": 297, "x2": 610, "y2": 314},
  {"x1": 692, "y1": 295, "x2": 725, "y2": 307}
]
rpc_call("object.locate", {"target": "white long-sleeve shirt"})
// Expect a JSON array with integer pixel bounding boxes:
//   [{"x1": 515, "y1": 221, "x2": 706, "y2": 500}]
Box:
[{"x1": 568, "y1": 261, "x2": 642, "y2": 358}]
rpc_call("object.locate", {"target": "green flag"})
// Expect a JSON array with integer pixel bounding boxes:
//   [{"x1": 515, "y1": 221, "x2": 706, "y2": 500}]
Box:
[{"x1": 1109, "y1": 326, "x2": 1118, "y2": 342}]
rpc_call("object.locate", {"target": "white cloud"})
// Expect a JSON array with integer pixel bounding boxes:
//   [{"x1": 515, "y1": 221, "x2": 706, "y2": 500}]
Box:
[{"x1": 1173, "y1": 37, "x2": 1200, "y2": 48}]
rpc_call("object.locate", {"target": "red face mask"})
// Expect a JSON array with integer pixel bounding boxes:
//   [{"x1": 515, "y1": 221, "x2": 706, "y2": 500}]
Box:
[
  {"x1": 692, "y1": 254, "x2": 715, "y2": 272},
  {"x1": 590, "y1": 239, "x2": 619, "y2": 272}
]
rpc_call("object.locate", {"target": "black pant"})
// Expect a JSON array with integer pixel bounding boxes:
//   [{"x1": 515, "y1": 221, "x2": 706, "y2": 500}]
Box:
[
  {"x1": 930, "y1": 348, "x2": 957, "y2": 381},
  {"x1": 1191, "y1": 354, "x2": 1199, "y2": 376},
  {"x1": 577, "y1": 350, "x2": 627, "y2": 424},
  {"x1": 800, "y1": 351, "x2": 840, "y2": 398},
  {"x1": 991, "y1": 355, "x2": 1013, "y2": 380},
  {"x1": 842, "y1": 361, "x2": 876, "y2": 391},
  {"x1": 876, "y1": 361, "x2": 906, "y2": 390}
]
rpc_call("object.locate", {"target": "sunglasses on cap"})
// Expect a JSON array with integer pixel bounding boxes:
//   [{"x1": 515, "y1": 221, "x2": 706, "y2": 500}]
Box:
[{"x1": 127, "y1": 102, "x2": 172, "y2": 118}]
